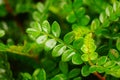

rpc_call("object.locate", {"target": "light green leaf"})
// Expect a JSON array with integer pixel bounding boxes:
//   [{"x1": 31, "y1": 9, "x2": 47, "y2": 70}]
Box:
[
  {"x1": 66, "y1": 12, "x2": 76, "y2": 23},
  {"x1": 68, "y1": 68, "x2": 80, "y2": 78},
  {"x1": 42, "y1": 20, "x2": 50, "y2": 33},
  {"x1": 52, "y1": 21, "x2": 61, "y2": 37},
  {"x1": 30, "y1": 21, "x2": 42, "y2": 31},
  {"x1": 26, "y1": 28, "x2": 40, "y2": 39},
  {"x1": 89, "y1": 52, "x2": 98, "y2": 60},
  {"x1": 36, "y1": 35, "x2": 47, "y2": 44},
  {"x1": 32, "y1": 11, "x2": 41, "y2": 21},
  {"x1": 62, "y1": 49, "x2": 75, "y2": 62},
  {"x1": 104, "y1": 61, "x2": 116, "y2": 68},
  {"x1": 81, "y1": 54, "x2": 89, "y2": 61},
  {"x1": 33, "y1": 68, "x2": 46, "y2": 80},
  {"x1": 64, "y1": 32, "x2": 75, "y2": 44},
  {"x1": 99, "y1": 12, "x2": 107, "y2": 23},
  {"x1": 91, "y1": 19, "x2": 100, "y2": 31},
  {"x1": 44, "y1": 39, "x2": 57, "y2": 51},
  {"x1": 72, "y1": 53, "x2": 83, "y2": 65},
  {"x1": 108, "y1": 49, "x2": 119, "y2": 60},
  {"x1": 59, "y1": 61, "x2": 68, "y2": 74},
  {"x1": 105, "y1": 5, "x2": 113, "y2": 17},
  {"x1": 96, "y1": 56, "x2": 107, "y2": 66},
  {"x1": 81, "y1": 65, "x2": 90, "y2": 77},
  {"x1": 0, "y1": 29, "x2": 5, "y2": 38},
  {"x1": 116, "y1": 38, "x2": 120, "y2": 51},
  {"x1": 52, "y1": 44, "x2": 66, "y2": 57},
  {"x1": 51, "y1": 74, "x2": 67, "y2": 80},
  {"x1": 36, "y1": 2, "x2": 44, "y2": 13}
]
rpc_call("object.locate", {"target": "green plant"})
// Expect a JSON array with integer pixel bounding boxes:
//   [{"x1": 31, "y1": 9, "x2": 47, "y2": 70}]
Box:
[{"x1": 0, "y1": 0, "x2": 120, "y2": 80}]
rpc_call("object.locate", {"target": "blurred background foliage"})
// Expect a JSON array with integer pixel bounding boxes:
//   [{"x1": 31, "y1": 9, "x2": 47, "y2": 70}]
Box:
[{"x1": 0, "y1": 0, "x2": 120, "y2": 80}]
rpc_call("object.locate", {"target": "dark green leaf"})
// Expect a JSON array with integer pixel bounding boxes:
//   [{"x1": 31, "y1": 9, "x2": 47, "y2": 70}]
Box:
[
  {"x1": 68, "y1": 68, "x2": 80, "y2": 78},
  {"x1": 59, "y1": 61, "x2": 68, "y2": 74},
  {"x1": 96, "y1": 56, "x2": 107, "y2": 66},
  {"x1": 108, "y1": 49, "x2": 119, "y2": 60},
  {"x1": 81, "y1": 65, "x2": 90, "y2": 77}
]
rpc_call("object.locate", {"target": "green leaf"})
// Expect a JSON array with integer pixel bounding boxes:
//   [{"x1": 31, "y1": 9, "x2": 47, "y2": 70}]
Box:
[
  {"x1": 52, "y1": 21, "x2": 61, "y2": 37},
  {"x1": 62, "y1": 49, "x2": 75, "y2": 62},
  {"x1": 33, "y1": 68, "x2": 46, "y2": 80},
  {"x1": 89, "y1": 66, "x2": 104, "y2": 73},
  {"x1": 73, "y1": 77, "x2": 82, "y2": 80},
  {"x1": 0, "y1": 29, "x2": 5, "y2": 38},
  {"x1": 72, "y1": 53, "x2": 83, "y2": 65},
  {"x1": 116, "y1": 38, "x2": 120, "y2": 51},
  {"x1": 51, "y1": 74, "x2": 67, "y2": 80},
  {"x1": 91, "y1": 19, "x2": 100, "y2": 31},
  {"x1": 64, "y1": 32, "x2": 75, "y2": 44},
  {"x1": 96, "y1": 56, "x2": 107, "y2": 66},
  {"x1": 79, "y1": 15, "x2": 90, "y2": 26},
  {"x1": 81, "y1": 65, "x2": 90, "y2": 77},
  {"x1": 73, "y1": 37, "x2": 84, "y2": 50},
  {"x1": 104, "y1": 61, "x2": 116, "y2": 68},
  {"x1": 89, "y1": 66, "x2": 97, "y2": 73},
  {"x1": 59, "y1": 61, "x2": 68, "y2": 74},
  {"x1": 105, "y1": 5, "x2": 113, "y2": 17},
  {"x1": 73, "y1": 0, "x2": 83, "y2": 10},
  {"x1": 89, "y1": 52, "x2": 98, "y2": 60},
  {"x1": 68, "y1": 68, "x2": 80, "y2": 78},
  {"x1": 76, "y1": 7, "x2": 85, "y2": 18},
  {"x1": 0, "y1": 43, "x2": 8, "y2": 51},
  {"x1": 44, "y1": 39, "x2": 57, "y2": 51},
  {"x1": 26, "y1": 28, "x2": 40, "y2": 39},
  {"x1": 36, "y1": 2, "x2": 44, "y2": 13},
  {"x1": 66, "y1": 12, "x2": 76, "y2": 23},
  {"x1": 42, "y1": 20, "x2": 50, "y2": 33},
  {"x1": 32, "y1": 11, "x2": 41, "y2": 21},
  {"x1": 99, "y1": 12, "x2": 107, "y2": 23},
  {"x1": 36, "y1": 35, "x2": 48, "y2": 44},
  {"x1": 108, "y1": 49, "x2": 119, "y2": 60},
  {"x1": 52, "y1": 44, "x2": 66, "y2": 57},
  {"x1": 21, "y1": 73, "x2": 32, "y2": 79},
  {"x1": 81, "y1": 54, "x2": 89, "y2": 61},
  {"x1": 30, "y1": 21, "x2": 42, "y2": 32}
]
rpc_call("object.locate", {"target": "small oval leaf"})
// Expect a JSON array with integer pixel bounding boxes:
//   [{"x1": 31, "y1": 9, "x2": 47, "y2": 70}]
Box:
[
  {"x1": 44, "y1": 39, "x2": 57, "y2": 51},
  {"x1": 64, "y1": 32, "x2": 75, "y2": 44},
  {"x1": 36, "y1": 35, "x2": 47, "y2": 44},
  {"x1": 72, "y1": 53, "x2": 83, "y2": 65},
  {"x1": 52, "y1": 44, "x2": 66, "y2": 57},
  {"x1": 52, "y1": 21, "x2": 61, "y2": 37},
  {"x1": 68, "y1": 68, "x2": 80, "y2": 78},
  {"x1": 81, "y1": 65, "x2": 90, "y2": 77},
  {"x1": 62, "y1": 49, "x2": 75, "y2": 62},
  {"x1": 42, "y1": 20, "x2": 50, "y2": 33},
  {"x1": 59, "y1": 61, "x2": 68, "y2": 74}
]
